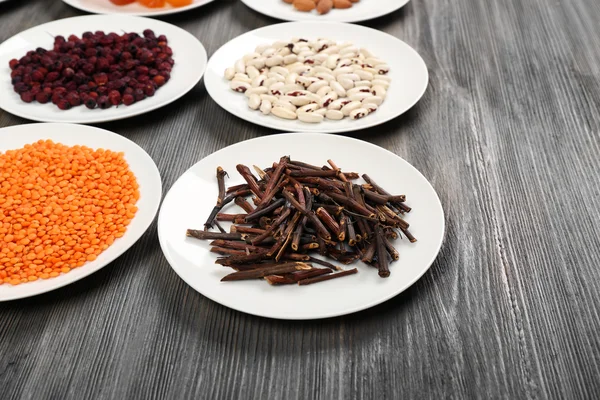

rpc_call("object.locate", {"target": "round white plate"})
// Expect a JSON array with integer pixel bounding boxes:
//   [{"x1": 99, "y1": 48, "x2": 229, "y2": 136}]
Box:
[
  {"x1": 62, "y1": 0, "x2": 216, "y2": 17},
  {"x1": 0, "y1": 123, "x2": 162, "y2": 301},
  {"x1": 241, "y1": 0, "x2": 410, "y2": 23},
  {"x1": 158, "y1": 133, "x2": 444, "y2": 319},
  {"x1": 0, "y1": 15, "x2": 207, "y2": 124},
  {"x1": 204, "y1": 22, "x2": 428, "y2": 134}
]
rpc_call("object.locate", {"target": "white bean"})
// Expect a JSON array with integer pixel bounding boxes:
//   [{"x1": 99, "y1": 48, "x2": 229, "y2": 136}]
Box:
[
  {"x1": 245, "y1": 87, "x2": 268, "y2": 98},
  {"x1": 307, "y1": 80, "x2": 328, "y2": 93},
  {"x1": 270, "y1": 66, "x2": 289, "y2": 77},
  {"x1": 328, "y1": 99, "x2": 351, "y2": 110},
  {"x1": 341, "y1": 101, "x2": 362, "y2": 116},
  {"x1": 319, "y1": 92, "x2": 338, "y2": 108},
  {"x1": 299, "y1": 50, "x2": 315, "y2": 58},
  {"x1": 336, "y1": 59, "x2": 353, "y2": 69},
  {"x1": 272, "y1": 107, "x2": 297, "y2": 120},
  {"x1": 340, "y1": 46, "x2": 358, "y2": 54},
  {"x1": 260, "y1": 100, "x2": 272, "y2": 115},
  {"x1": 315, "y1": 72, "x2": 335, "y2": 82},
  {"x1": 247, "y1": 58, "x2": 266, "y2": 69},
  {"x1": 325, "y1": 109, "x2": 344, "y2": 120},
  {"x1": 337, "y1": 73, "x2": 360, "y2": 82},
  {"x1": 362, "y1": 96, "x2": 383, "y2": 106},
  {"x1": 289, "y1": 96, "x2": 314, "y2": 106},
  {"x1": 262, "y1": 48, "x2": 276, "y2": 57},
  {"x1": 321, "y1": 46, "x2": 340, "y2": 55},
  {"x1": 269, "y1": 82, "x2": 285, "y2": 95},
  {"x1": 316, "y1": 85, "x2": 332, "y2": 97},
  {"x1": 326, "y1": 55, "x2": 340, "y2": 69},
  {"x1": 224, "y1": 67, "x2": 235, "y2": 80},
  {"x1": 359, "y1": 48, "x2": 373, "y2": 58},
  {"x1": 234, "y1": 73, "x2": 251, "y2": 83},
  {"x1": 246, "y1": 66, "x2": 260, "y2": 79},
  {"x1": 366, "y1": 57, "x2": 386, "y2": 66},
  {"x1": 243, "y1": 52, "x2": 260, "y2": 63},
  {"x1": 363, "y1": 67, "x2": 378, "y2": 75},
  {"x1": 298, "y1": 103, "x2": 320, "y2": 113},
  {"x1": 230, "y1": 80, "x2": 250, "y2": 93},
  {"x1": 283, "y1": 54, "x2": 299, "y2": 65},
  {"x1": 337, "y1": 41, "x2": 353, "y2": 49},
  {"x1": 291, "y1": 65, "x2": 311, "y2": 75},
  {"x1": 371, "y1": 85, "x2": 387, "y2": 98},
  {"x1": 265, "y1": 55, "x2": 284, "y2": 67},
  {"x1": 277, "y1": 47, "x2": 291, "y2": 57},
  {"x1": 296, "y1": 76, "x2": 317, "y2": 88},
  {"x1": 274, "y1": 99, "x2": 296, "y2": 112},
  {"x1": 338, "y1": 78, "x2": 355, "y2": 90},
  {"x1": 252, "y1": 75, "x2": 266, "y2": 88},
  {"x1": 355, "y1": 80, "x2": 372, "y2": 88},
  {"x1": 262, "y1": 77, "x2": 278, "y2": 88},
  {"x1": 355, "y1": 70, "x2": 374, "y2": 81},
  {"x1": 285, "y1": 72, "x2": 299, "y2": 85},
  {"x1": 350, "y1": 108, "x2": 369, "y2": 120},
  {"x1": 349, "y1": 92, "x2": 373, "y2": 102},
  {"x1": 234, "y1": 59, "x2": 246, "y2": 74},
  {"x1": 362, "y1": 103, "x2": 378, "y2": 113},
  {"x1": 314, "y1": 108, "x2": 328, "y2": 116},
  {"x1": 376, "y1": 65, "x2": 390, "y2": 75},
  {"x1": 282, "y1": 84, "x2": 303, "y2": 93},
  {"x1": 330, "y1": 81, "x2": 346, "y2": 97},
  {"x1": 248, "y1": 94, "x2": 261, "y2": 110},
  {"x1": 297, "y1": 112, "x2": 323, "y2": 123},
  {"x1": 260, "y1": 94, "x2": 278, "y2": 103},
  {"x1": 333, "y1": 67, "x2": 353, "y2": 77},
  {"x1": 267, "y1": 72, "x2": 286, "y2": 82}
]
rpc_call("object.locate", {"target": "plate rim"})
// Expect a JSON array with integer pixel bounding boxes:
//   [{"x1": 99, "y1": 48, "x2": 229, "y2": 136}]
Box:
[
  {"x1": 0, "y1": 14, "x2": 207, "y2": 124},
  {"x1": 0, "y1": 122, "x2": 163, "y2": 301},
  {"x1": 61, "y1": 0, "x2": 217, "y2": 17},
  {"x1": 204, "y1": 21, "x2": 429, "y2": 134},
  {"x1": 240, "y1": 0, "x2": 411, "y2": 23},
  {"x1": 157, "y1": 132, "x2": 445, "y2": 320}
]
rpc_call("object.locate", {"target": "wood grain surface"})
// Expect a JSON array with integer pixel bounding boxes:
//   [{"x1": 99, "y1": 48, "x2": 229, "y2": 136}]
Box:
[{"x1": 1, "y1": 0, "x2": 599, "y2": 398}]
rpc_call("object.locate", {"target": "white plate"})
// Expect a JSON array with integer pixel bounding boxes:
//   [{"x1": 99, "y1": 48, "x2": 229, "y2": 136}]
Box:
[
  {"x1": 62, "y1": 0, "x2": 216, "y2": 17},
  {"x1": 0, "y1": 123, "x2": 162, "y2": 301},
  {"x1": 241, "y1": 0, "x2": 410, "y2": 23},
  {"x1": 0, "y1": 15, "x2": 207, "y2": 124},
  {"x1": 204, "y1": 22, "x2": 428, "y2": 134},
  {"x1": 158, "y1": 133, "x2": 444, "y2": 319}
]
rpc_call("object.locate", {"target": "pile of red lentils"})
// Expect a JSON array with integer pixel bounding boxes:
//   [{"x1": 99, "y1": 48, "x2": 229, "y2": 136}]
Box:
[{"x1": 0, "y1": 140, "x2": 139, "y2": 285}]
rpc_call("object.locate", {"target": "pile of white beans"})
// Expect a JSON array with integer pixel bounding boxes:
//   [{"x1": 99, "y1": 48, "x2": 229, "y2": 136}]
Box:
[{"x1": 224, "y1": 38, "x2": 391, "y2": 123}]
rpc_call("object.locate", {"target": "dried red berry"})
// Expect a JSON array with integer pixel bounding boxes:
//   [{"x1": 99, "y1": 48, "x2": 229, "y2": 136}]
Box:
[
  {"x1": 122, "y1": 94, "x2": 135, "y2": 106},
  {"x1": 35, "y1": 92, "x2": 50, "y2": 104},
  {"x1": 20, "y1": 91, "x2": 35, "y2": 103}
]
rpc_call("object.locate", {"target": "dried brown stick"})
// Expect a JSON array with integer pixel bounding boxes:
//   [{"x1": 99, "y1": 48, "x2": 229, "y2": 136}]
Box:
[
  {"x1": 221, "y1": 262, "x2": 312, "y2": 281},
  {"x1": 375, "y1": 224, "x2": 390, "y2": 278},
  {"x1": 298, "y1": 268, "x2": 358, "y2": 285},
  {"x1": 236, "y1": 164, "x2": 264, "y2": 199},
  {"x1": 187, "y1": 230, "x2": 243, "y2": 241}
]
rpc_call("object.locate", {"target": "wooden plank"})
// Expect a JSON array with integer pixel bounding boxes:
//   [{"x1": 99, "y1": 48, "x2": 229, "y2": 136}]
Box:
[{"x1": 0, "y1": 0, "x2": 599, "y2": 398}]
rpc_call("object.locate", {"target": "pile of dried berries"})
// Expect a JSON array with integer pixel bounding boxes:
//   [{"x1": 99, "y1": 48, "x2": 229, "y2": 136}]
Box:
[{"x1": 8, "y1": 29, "x2": 174, "y2": 110}]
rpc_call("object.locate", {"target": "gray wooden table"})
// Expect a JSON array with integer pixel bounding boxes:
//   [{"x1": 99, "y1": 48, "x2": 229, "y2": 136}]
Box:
[{"x1": 1, "y1": 0, "x2": 599, "y2": 398}]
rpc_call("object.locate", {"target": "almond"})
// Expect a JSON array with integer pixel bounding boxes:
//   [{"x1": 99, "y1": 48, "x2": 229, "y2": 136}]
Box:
[
  {"x1": 333, "y1": 0, "x2": 352, "y2": 9},
  {"x1": 317, "y1": 0, "x2": 333, "y2": 14},
  {"x1": 293, "y1": 0, "x2": 316, "y2": 11},
  {"x1": 349, "y1": 0, "x2": 359, "y2": 3}
]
